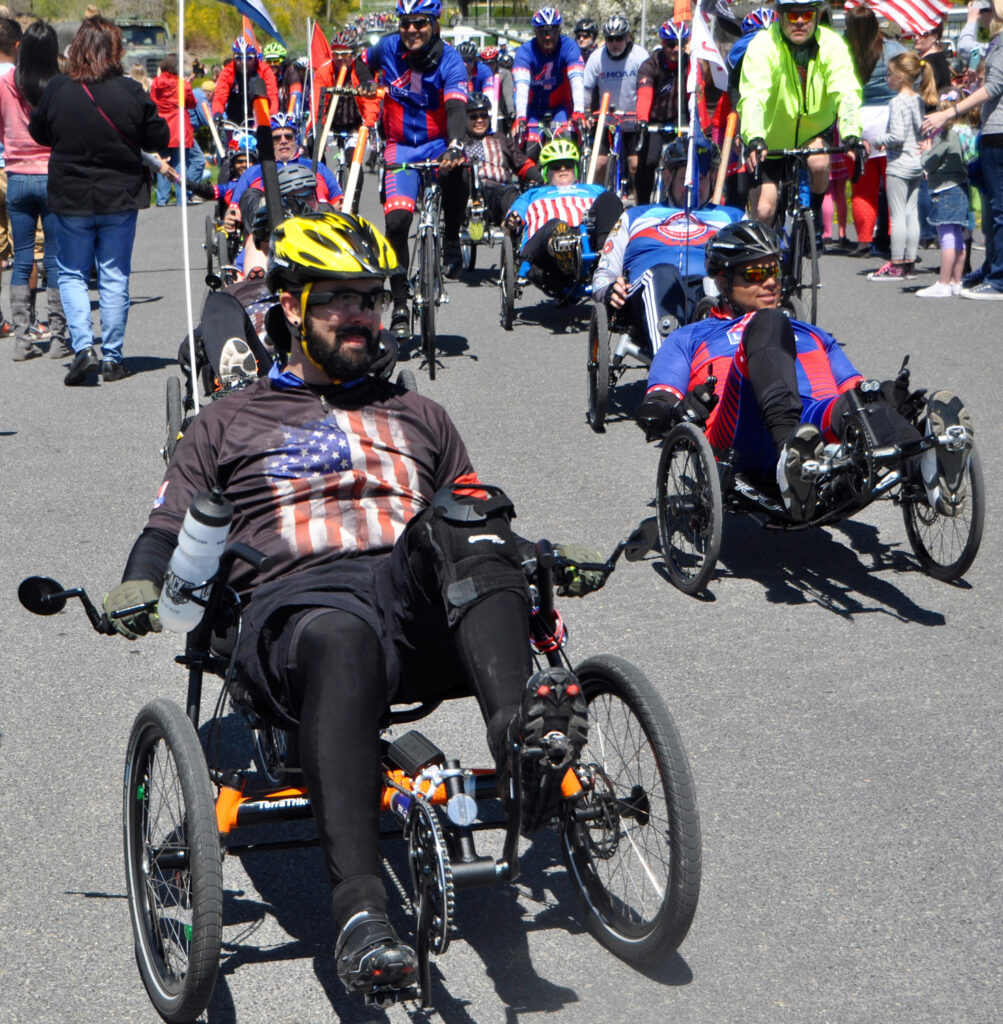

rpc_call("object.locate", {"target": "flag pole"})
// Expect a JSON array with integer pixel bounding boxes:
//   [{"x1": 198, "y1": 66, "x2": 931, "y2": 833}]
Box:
[{"x1": 178, "y1": 0, "x2": 199, "y2": 415}]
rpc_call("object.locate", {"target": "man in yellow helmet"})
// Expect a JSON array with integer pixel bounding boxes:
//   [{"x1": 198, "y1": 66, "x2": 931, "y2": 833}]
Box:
[{"x1": 102, "y1": 212, "x2": 604, "y2": 1003}]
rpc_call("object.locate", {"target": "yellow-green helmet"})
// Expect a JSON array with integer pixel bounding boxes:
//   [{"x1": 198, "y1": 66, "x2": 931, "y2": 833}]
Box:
[{"x1": 539, "y1": 137, "x2": 580, "y2": 178}]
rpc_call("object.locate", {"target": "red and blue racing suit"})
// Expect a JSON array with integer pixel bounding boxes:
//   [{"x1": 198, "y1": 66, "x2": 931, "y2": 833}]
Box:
[{"x1": 646, "y1": 310, "x2": 863, "y2": 477}]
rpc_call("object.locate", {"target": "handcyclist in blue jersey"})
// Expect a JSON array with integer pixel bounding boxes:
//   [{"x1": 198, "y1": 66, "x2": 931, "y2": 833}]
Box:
[
  {"x1": 503, "y1": 138, "x2": 622, "y2": 293},
  {"x1": 354, "y1": 0, "x2": 470, "y2": 335},
  {"x1": 457, "y1": 40, "x2": 495, "y2": 94},
  {"x1": 511, "y1": 7, "x2": 588, "y2": 158},
  {"x1": 592, "y1": 138, "x2": 744, "y2": 351}
]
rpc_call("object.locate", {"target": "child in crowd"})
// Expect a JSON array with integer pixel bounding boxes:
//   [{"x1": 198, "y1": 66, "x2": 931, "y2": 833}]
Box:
[
  {"x1": 867, "y1": 52, "x2": 938, "y2": 281},
  {"x1": 916, "y1": 97, "x2": 971, "y2": 297}
]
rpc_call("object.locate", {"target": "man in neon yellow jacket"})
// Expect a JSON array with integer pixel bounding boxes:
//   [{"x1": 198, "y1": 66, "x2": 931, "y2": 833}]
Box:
[{"x1": 738, "y1": 0, "x2": 863, "y2": 232}]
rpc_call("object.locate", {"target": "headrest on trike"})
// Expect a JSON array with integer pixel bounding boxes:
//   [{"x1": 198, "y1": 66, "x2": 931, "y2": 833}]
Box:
[{"x1": 431, "y1": 483, "x2": 515, "y2": 524}]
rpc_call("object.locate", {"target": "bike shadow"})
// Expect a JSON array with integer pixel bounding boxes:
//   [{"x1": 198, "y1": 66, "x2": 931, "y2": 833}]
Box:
[
  {"x1": 694, "y1": 513, "x2": 949, "y2": 623},
  {"x1": 514, "y1": 296, "x2": 592, "y2": 335}
]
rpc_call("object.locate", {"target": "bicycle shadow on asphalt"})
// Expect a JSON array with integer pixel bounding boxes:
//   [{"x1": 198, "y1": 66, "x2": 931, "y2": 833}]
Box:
[
  {"x1": 512, "y1": 296, "x2": 592, "y2": 335},
  {"x1": 670, "y1": 513, "x2": 949, "y2": 624}
]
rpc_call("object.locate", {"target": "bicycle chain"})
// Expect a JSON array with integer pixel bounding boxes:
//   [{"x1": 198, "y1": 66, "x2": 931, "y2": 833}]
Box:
[{"x1": 404, "y1": 796, "x2": 455, "y2": 956}]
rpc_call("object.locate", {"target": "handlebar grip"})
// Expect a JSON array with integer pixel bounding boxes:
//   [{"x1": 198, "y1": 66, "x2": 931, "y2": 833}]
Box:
[
  {"x1": 851, "y1": 147, "x2": 865, "y2": 184},
  {"x1": 535, "y1": 540, "x2": 556, "y2": 622}
]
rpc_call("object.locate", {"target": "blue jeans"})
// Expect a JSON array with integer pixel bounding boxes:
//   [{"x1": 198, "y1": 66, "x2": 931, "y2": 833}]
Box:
[
  {"x1": 54, "y1": 210, "x2": 138, "y2": 359},
  {"x1": 5, "y1": 172, "x2": 58, "y2": 289},
  {"x1": 980, "y1": 143, "x2": 1003, "y2": 291},
  {"x1": 156, "y1": 142, "x2": 207, "y2": 205}
]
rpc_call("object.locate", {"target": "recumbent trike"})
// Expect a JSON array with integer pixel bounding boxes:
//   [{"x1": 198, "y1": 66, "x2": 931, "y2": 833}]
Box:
[{"x1": 19, "y1": 524, "x2": 701, "y2": 1021}]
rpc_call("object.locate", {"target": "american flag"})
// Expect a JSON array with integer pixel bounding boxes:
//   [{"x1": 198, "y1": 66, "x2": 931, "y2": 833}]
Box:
[
  {"x1": 265, "y1": 408, "x2": 426, "y2": 557},
  {"x1": 522, "y1": 194, "x2": 595, "y2": 242},
  {"x1": 842, "y1": 0, "x2": 951, "y2": 36}
]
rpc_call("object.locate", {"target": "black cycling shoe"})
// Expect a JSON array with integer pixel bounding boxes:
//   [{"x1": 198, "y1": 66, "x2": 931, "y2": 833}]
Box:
[
  {"x1": 442, "y1": 240, "x2": 462, "y2": 279},
  {"x1": 389, "y1": 303, "x2": 411, "y2": 341},
  {"x1": 499, "y1": 667, "x2": 588, "y2": 835},
  {"x1": 335, "y1": 911, "x2": 417, "y2": 999}
]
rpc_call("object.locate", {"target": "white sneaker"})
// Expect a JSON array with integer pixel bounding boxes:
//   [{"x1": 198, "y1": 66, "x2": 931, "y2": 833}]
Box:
[
  {"x1": 950, "y1": 282, "x2": 963, "y2": 295},
  {"x1": 915, "y1": 281, "x2": 954, "y2": 298}
]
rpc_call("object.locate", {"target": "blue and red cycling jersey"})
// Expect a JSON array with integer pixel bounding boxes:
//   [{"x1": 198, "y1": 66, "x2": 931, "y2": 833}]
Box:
[
  {"x1": 647, "y1": 310, "x2": 863, "y2": 476},
  {"x1": 470, "y1": 60, "x2": 495, "y2": 95},
  {"x1": 513, "y1": 35, "x2": 584, "y2": 119},
  {"x1": 360, "y1": 35, "x2": 468, "y2": 146},
  {"x1": 228, "y1": 156, "x2": 344, "y2": 208}
]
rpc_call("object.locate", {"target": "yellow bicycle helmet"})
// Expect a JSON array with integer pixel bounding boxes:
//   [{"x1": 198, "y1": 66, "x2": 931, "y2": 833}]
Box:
[
  {"x1": 267, "y1": 211, "x2": 398, "y2": 292},
  {"x1": 539, "y1": 137, "x2": 580, "y2": 178}
]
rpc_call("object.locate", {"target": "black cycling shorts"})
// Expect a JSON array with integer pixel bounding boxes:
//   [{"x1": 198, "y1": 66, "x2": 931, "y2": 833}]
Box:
[{"x1": 756, "y1": 125, "x2": 836, "y2": 187}]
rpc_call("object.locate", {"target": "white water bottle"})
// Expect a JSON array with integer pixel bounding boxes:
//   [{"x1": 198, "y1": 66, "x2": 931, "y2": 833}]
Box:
[{"x1": 157, "y1": 488, "x2": 233, "y2": 633}]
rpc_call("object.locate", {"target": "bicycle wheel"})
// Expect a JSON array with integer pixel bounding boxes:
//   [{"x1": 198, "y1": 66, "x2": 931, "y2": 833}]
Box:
[
  {"x1": 786, "y1": 209, "x2": 818, "y2": 323},
  {"x1": 587, "y1": 304, "x2": 610, "y2": 433},
  {"x1": 124, "y1": 699, "x2": 222, "y2": 1024},
  {"x1": 164, "y1": 376, "x2": 183, "y2": 465},
  {"x1": 562, "y1": 654, "x2": 701, "y2": 964},
  {"x1": 461, "y1": 237, "x2": 477, "y2": 272},
  {"x1": 499, "y1": 232, "x2": 515, "y2": 331},
  {"x1": 902, "y1": 447, "x2": 984, "y2": 582},
  {"x1": 419, "y1": 229, "x2": 437, "y2": 380},
  {"x1": 655, "y1": 421, "x2": 723, "y2": 595}
]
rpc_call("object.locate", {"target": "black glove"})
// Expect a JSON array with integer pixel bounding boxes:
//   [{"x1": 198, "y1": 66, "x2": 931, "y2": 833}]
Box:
[
  {"x1": 680, "y1": 380, "x2": 718, "y2": 425},
  {"x1": 189, "y1": 178, "x2": 219, "y2": 201},
  {"x1": 635, "y1": 393, "x2": 680, "y2": 441},
  {"x1": 842, "y1": 135, "x2": 862, "y2": 154},
  {"x1": 880, "y1": 378, "x2": 927, "y2": 422},
  {"x1": 103, "y1": 579, "x2": 162, "y2": 640},
  {"x1": 213, "y1": 113, "x2": 225, "y2": 130},
  {"x1": 554, "y1": 544, "x2": 607, "y2": 597},
  {"x1": 747, "y1": 137, "x2": 767, "y2": 158},
  {"x1": 634, "y1": 123, "x2": 649, "y2": 157}
]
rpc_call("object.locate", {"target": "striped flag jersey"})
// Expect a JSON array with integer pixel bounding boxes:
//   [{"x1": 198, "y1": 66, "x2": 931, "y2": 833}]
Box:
[
  {"x1": 360, "y1": 36, "x2": 469, "y2": 146},
  {"x1": 145, "y1": 374, "x2": 473, "y2": 600},
  {"x1": 842, "y1": 0, "x2": 951, "y2": 37},
  {"x1": 506, "y1": 183, "x2": 605, "y2": 250}
]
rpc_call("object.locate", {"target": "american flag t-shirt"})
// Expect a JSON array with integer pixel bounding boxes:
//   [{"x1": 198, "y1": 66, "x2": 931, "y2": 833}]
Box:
[{"x1": 265, "y1": 406, "x2": 426, "y2": 558}]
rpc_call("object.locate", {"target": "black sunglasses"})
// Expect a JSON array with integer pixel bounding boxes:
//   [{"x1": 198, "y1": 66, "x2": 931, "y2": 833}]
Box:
[
  {"x1": 399, "y1": 17, "x2": 430, "y2": 29},
  {"x1": 306, "y1": 289, "x2": 393, "y2": 312},
  {"x1": 606, "y1": 35, "x2": 626, "y2": 42}
]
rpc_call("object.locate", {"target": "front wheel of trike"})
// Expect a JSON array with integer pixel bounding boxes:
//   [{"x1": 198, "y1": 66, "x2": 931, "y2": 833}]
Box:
[{"x1": 561, "y1": 655, "x2": 701, "y2": 965}]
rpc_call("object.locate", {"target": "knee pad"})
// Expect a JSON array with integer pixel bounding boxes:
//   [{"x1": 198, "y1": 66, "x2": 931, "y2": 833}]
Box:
[{"x1": 406, "y1": 485, "x2": 530, "y2": 626}]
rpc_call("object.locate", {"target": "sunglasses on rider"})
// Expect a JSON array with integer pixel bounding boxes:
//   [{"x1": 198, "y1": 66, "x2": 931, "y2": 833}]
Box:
[
  {"x1": 306, "y1": 288, "x2": 394, "y2": 312},
  {"x1": 467, "y1": 110, "x2": 489, "y2": 118},
  {"x1": 662, "y1": 39, "x2": 679, "y2": 48},
  {"x1": 575, "y1": 31, "x2": 594, "y2": 38},
  {"x1": 783, "y1": 8, "x2": 818, "y2": 23},
  {"x1": 736, "y1": 261, "x2": 781, "y2": 283},
  {"x1": 272, "y1": 130, "x2": 297, "y2": 141},
  {"x1": 606, "y1": 35, "x2": 626, "y2": 42},
  {"x1": 399, "y1": 17, "x2": 430, "y2": 29}
]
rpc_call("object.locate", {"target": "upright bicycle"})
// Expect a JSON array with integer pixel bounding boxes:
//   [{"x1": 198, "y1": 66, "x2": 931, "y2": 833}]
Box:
[
  {"x1": 386, "y1": 161, "x2": 449, "y2": 380},
  {"x1": 753, "y1": 145, "x2": 862, "y2": 322}
]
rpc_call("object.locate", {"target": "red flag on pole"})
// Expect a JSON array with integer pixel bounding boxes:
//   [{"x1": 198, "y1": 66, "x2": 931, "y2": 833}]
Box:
[
  {"x1": 672, "y1": 0, "x2": 692, "y2": 23},
  {"x1": 242, "y1": 16, "x2": 260, "y2": 51},
  {"x1": 310, "y1": 23, "x2": 333, "y2": 134}
]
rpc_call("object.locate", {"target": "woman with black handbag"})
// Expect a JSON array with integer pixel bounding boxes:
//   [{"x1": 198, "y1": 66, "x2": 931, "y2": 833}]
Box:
[{"x1": 29, "y1": 15, "x2": 168, "y2": 384}]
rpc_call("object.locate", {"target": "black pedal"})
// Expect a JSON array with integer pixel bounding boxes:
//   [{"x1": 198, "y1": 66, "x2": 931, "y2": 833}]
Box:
[
  {"x1": 365, "y1": 985, "x2": 418, "y2": 1008},
  {"x1": 385, "y1": 730, "x2": 445, "y2": 778}
]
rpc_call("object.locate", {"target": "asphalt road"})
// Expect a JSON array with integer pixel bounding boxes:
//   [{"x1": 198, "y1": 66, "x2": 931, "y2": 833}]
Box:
[{"x1": 1, "y1": 188, "x2": 1000, "y2": 1024}]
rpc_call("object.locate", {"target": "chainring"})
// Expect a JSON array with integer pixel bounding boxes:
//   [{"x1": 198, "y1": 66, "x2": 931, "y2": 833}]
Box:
[
  {"x1": 841, "y1": 416, "x2": 876, "y2": 503},
  {"x1": 405, "y1": 799, "x2": 455, "y2": 956}
]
